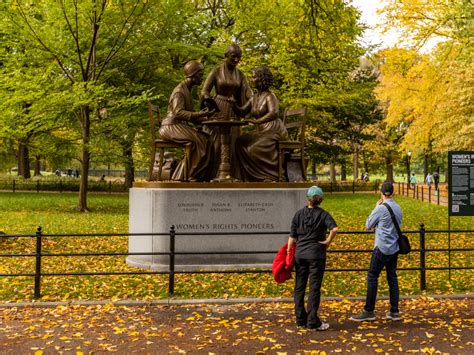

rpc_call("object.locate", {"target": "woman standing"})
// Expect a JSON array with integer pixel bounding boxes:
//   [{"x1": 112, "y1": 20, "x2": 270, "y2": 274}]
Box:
[
  {"x1": 201, "y1": 44, "x2": 252, "y2": 178},
  {"x1": 287, "y1": 186, "x2": 338, "y2": 330},
  {"x1": 233, "y1": 66, "x2": 288, "y2": 182}
]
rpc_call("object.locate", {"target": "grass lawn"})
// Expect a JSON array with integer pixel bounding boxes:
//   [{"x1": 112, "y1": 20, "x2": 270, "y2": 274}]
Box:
[{"x1": 0, "y1": 191, "x2": 472, "y2": 301}]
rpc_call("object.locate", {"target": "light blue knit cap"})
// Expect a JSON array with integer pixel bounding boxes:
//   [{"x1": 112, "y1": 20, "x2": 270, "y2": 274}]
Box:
[{"x1": 307, "y1": 185, "x2": 323, "y2": 198}]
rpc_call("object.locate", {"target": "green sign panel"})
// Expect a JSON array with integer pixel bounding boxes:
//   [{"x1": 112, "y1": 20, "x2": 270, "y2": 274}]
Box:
[{"x1": 448, "y1": 151, "x2": 474, "y2": 216}]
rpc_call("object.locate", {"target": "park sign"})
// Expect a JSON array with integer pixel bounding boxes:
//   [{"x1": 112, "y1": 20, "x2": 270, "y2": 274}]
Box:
[{"x1": 448, "y1": 151, "x2": 474, "y2": 216}]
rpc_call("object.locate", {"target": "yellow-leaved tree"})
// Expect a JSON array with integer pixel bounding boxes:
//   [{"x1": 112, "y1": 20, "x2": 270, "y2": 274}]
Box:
[{"x1": 376, "y1": 0, "x2": 473, "y2": 175}]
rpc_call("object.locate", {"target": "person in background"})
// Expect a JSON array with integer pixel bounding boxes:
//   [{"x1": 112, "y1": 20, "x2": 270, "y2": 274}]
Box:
[
  {"x1": 433, "y1": 171, "x2": 440, "y2": 190},
  {"x1": 425, "y1": 172, "x2": 433, "y2": 188},
  {"x1": 410, "y1": 173, "x2": 417, "y2": 189},
  {"x1": 287, "y1": 186, "x2": 338, "y2": 330},
  {"x1": 350, "y1": 181, "x2": 402, "y2": 322}
]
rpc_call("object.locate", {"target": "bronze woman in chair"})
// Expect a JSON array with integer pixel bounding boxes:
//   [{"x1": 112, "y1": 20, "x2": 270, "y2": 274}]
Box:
[
  {"x1": 159, "y1": 60, "x2": 214, "y2": 181},
  {"x1": 233, "y1": 66, "x2": 288, "y2": 182}
]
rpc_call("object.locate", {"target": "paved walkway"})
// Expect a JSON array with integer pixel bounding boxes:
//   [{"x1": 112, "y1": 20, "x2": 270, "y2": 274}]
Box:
[{"x1": 1, "y1": 296, "x2": 472, "y2": 353}]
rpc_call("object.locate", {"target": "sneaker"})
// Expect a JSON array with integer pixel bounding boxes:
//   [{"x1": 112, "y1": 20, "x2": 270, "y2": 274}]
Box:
[
  {"x1": 308, "y1": 322, "x2": 330, "y2": 331},
  {"x1": 386, "y1": 312, "x2": 401, "y2": 321},
  {"x1": 315, "y1": 322, "x2": 330, "y2": 331},
  {"x1": 350, "y1": 310, "x2": 376, "y2": 322}
]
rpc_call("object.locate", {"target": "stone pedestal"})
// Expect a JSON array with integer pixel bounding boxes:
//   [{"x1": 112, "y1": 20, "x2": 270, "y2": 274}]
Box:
[{"x1": 127, "y1": 182, "x2": 314, "y2": 271}]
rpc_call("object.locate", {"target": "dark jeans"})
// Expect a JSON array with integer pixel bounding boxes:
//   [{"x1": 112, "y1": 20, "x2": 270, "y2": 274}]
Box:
[
  {"x1": 364, "y1": 247, "x2": 399, "y2": 313},
  {"x1": 294, "y1": 258, "x2": 326, "y2": 328}
]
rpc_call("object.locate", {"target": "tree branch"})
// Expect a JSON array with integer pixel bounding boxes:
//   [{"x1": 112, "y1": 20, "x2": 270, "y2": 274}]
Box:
[
  {"x1": 15, "y1": 0, "x2": 75, "y2": 84},
  {"x1": 59, "y1": 0, "x2": 86, "y2": 80},
  {"x1": 95, "y1": 0, "x2": 148, "y2": 81}
]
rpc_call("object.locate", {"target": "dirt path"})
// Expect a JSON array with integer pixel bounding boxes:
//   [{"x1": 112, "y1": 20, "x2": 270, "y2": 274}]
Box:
[{"x1": 1, "y1": 297, "x2": 472, "y2": 354}]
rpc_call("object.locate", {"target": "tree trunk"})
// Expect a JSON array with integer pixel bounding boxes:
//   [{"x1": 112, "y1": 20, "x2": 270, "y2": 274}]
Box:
[
  {"x1": 123, "y1": 144, "x2": 135, "y2": 189},
  {"x1": 364, "y1": 160, "x2": 369, "y2": 175},
  {"x1": 353, "y1": 145, "x2": 359, "y2": 181},
  {"x1": 77, "y1": 106, "x2": 91, "y2": 212},
  {"x1": 341, "y1": 162, "x2": 347, "y2": 181},
  {"x1": 34, "y1": 155, "x2": 41, "y2": 176},
  {"x1": 329, "y1": 162, "x2": 336, "y2": 183},
  {"x1": 17, "y1": 143, "x2": 31, "y2": 179},
  {"x1": 386, "y1": 155, "x2": 394, "y2": 182},
  {"x1": 311, "y1": 160, "x2": 316, "y2": 175}
]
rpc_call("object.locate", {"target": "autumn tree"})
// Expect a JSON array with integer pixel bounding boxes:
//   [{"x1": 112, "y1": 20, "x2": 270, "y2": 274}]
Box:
[{"x1": 377, "y1": 0, "x2": 473, "y2": 174}]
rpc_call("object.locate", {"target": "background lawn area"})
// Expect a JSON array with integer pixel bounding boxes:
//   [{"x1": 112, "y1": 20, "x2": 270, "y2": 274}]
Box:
[{"x1": 0, "y1": 192, "x2": 472, "y2": 301}]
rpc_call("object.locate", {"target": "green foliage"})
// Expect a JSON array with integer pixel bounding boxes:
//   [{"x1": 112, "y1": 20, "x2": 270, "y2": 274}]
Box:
[{"x1": 376, "y1": 0, "x2": 473, "y2": 161}]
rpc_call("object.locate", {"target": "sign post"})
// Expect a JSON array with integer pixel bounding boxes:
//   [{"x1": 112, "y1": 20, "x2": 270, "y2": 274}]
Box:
[
  {"x1": 448, "y1": 151, "x2": 474, "y2": 216},
  {"x1": 447, "y1": 151, "x2": 474, "y2": 279}
]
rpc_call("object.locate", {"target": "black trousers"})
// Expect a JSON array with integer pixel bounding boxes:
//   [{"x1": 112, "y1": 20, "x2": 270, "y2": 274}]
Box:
[{"x1": 294, "y1": 258, "x2": 326, "y2": 328}]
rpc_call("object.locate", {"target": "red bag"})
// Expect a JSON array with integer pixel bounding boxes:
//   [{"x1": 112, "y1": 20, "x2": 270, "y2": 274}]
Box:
[{"x1": 272, "y1": 242, "x2": 295, "y2": 283}]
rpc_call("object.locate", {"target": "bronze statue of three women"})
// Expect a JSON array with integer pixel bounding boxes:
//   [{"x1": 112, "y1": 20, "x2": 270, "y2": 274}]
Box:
[{"x1": 160, "y1": 44, "x2": 288, "y2": 182}]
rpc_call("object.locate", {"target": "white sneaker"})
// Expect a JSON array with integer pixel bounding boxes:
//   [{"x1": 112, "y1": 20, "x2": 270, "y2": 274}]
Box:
[{"x1": 314, "y1": 322, "x2": 329, "y2": 331}]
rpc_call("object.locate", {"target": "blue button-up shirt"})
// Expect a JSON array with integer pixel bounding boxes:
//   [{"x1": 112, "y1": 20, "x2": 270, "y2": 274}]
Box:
[{"x1": 365, "y1": 199, "x2": 402, "y2": 255}]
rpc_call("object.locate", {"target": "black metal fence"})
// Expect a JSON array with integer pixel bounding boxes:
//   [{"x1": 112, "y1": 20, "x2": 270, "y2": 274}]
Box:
[
  {"x1": 0, "y1": 178, "x2": 381, "y2": 194},
  {"x1": 0, "y1": 178, "x2": 128, "y2": 193},
  {"x1": 0, "y1": 225, "x2": 472, "y2": 299}
]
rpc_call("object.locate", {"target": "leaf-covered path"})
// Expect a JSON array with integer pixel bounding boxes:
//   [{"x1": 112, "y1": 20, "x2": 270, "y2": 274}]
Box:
[{"x1": 1, "y1": 297, "x2": 472, "y2": 354}]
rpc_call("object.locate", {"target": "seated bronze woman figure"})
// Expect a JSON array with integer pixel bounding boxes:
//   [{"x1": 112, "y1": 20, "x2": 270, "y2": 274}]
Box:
[
  {"x1": 159, "y1": 60, "x2": 214, "y2": 181},
  {"x1": 233, "y1": 66, "x2": 288, "y2": 182}
]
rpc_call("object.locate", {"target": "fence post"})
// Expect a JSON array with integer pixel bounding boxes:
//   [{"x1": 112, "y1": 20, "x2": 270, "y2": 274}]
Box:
[
  {"x1": 330, "y1": 181, "x2": 333, "y2": 193},
  {"x1": 421, "y1": 186, "x2": 424, "y2": 202},
  {"x1": 12, "y1": 179, "x2": 15, "y2": 193},
  {"x1": 398, "y1": 182, "x2": 400, "y2": 195},
  {"x1": 352, "y1": 180, "x2": 355, "y2": 194},
  {"x1": 401, "y1": 182, "x2": 404, "y2": 196},
  {"x1": 59, "y1": 179, "x2": 63, "y2": 193},
  {"x1": 108, "y1": 181, "x2": 112, "y2": 194},
  {"x1": 437, "y1": 188, "x2": 440, "y2": 205},
  {"x1": 428, "y1": 185, "x2": 431, "y2": 203},
  {"x1": 36, "y1": 180, "x2": 40, "y2": 193},
  {"x1": 419, "y1": 223, "x2": 426, "y2": 291},
  {"x1": 168, "y1": 225, "x2": 176, "y2": 297},
  {"x1": 34, "y1": 226, "x2": 43, "y2": 299}
]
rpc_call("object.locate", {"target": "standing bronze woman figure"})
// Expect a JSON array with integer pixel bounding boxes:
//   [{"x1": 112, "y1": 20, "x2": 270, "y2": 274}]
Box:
[
  {"x1": 201, "y1": 44, "x2": 252, "y2": 178},
  {"x1": 159, "y1": 60, "x2": 214, "y2": 181},
  {"x1": 233, "y1": 66, "x2": 288, "y2": 182}
]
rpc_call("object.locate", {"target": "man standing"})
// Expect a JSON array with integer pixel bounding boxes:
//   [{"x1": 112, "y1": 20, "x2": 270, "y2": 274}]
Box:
[{"x1": 350, "y1": 181, "x2": 402, "y2": 322}]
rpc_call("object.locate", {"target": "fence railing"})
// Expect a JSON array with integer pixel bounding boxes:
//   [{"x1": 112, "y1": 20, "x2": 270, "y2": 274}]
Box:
[
  {"x1": 0, "y1": 226, "x2": 472, "y2": 299},
  {"x1": 0, "y1": 179, "x2": 128, "y2": 193},
  {"x1": 396, "y1": 182, "x2": 448, "y2": 206},
  {"x1": 0, "y1": 179, "x2": 382, "y2": 194}
]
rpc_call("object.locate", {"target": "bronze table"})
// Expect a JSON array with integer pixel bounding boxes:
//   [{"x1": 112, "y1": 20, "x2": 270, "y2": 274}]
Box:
[{"x1": 202, "y1": 119, "x2": 247, "y2": 182}]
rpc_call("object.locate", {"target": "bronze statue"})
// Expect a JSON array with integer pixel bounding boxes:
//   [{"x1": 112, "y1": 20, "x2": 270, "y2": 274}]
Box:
[
  {"x1": 233, "y1": 66, "x2": 288, "y2": 182},
  {"x1": 201, "y1": 44, "x2": 252, "y2": 178},
  {"x1": 159, "y1": 60, "x2": 214, "y2": 182}
]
